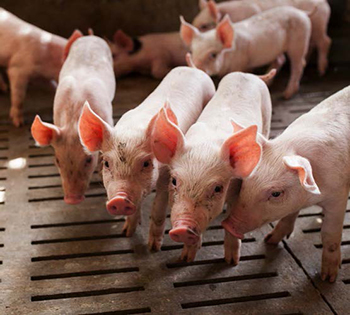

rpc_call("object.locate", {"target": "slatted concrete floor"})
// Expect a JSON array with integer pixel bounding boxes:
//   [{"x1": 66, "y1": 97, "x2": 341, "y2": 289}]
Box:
[{"x1": 0, "y1": 67, "x2": 349, "y2": 314}]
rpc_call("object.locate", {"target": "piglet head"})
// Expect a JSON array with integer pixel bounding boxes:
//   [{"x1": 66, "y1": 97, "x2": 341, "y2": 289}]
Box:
[
  {"x1": 79, "y1": 101, "x2": 160, "y2": 216},
  {"x1": 180, "y1": 15, "x2": 234, "y2": 76},
  {"x1": 222, "y1": 134, "x2": 322, "y2": 238},
  {"x1": 193, "y1": 0, "x2": 221, "y2": 32},
  {"x1": 31, "y1": 114, "x2": 98, "y2": 205},
  {"x1": 150, "y1": 102, "x2": 204, "y2": 245},
  {"x1": 107, "y1": 30, "x2": 141, "y2": 77},
  {"x1": 150, "y1": 104, "x2": 240, "y2": 245}
]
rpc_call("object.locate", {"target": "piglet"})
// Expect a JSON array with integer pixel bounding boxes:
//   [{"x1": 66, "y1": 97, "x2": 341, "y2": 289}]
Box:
[
  {"x1": 0, "y1": 8, "x2": 69, "y2": 126},
  {"x1": 78, "y1": 67, "x2": 215, "y2": 250},
  {"x1": 193, "y1": 0, "x2": 331, "y2": 75},
  {"x1": 108, "y1": 30, "x2": 188, "y2": 79},
  {"x1": 31, "y1": 34, "x2": 115, "y2": 204},
  {"x1": 181, "y1": 7, "x2": 311, "y2": 98},
  {"x1": 150, "y1": 64, "x2": 274, "y2": 262},
  {"x1": 223, "y1": 86, "x2": 350, "y2": 282}
]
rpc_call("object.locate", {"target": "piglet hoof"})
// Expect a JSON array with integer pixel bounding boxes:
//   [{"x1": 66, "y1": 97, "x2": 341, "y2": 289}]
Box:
[
  {"x1": 224, "y1": 232, "x2": 241, "y2": 265},
  {"x1": 283, "y1": 83, "x2": 300, "y2": 99},
  {"x1": 10, "y1": 114, "x2": 24, "y2": 127},
  {"x1": 283, "y1": 89, "x2": 294, "y2": 100},
  {"x1": 122, "y1": 219, "x2": 138, "y2": 237},
  {"x1": 148, "y1": 234, "x2": 163, "y2": 252},
  {"x1": 318, "y1": 60, "x2": 328, "y2": 77},
  {"x1": 10, "y1": 107, "x2": 24, "y2": 127},
  {"x1": 321, "y1": 263, "x2": 340, "y2": 283},
  {"x1": 180, "y1": 243, "x2": 200, "y2": 263},
  {"x1": 321, "y1": 248, "x2": 341, "y2": 283},
  {"x1": 318, "y1": 67, "x2": 326, "y2": 77},
  {"x1": 224, "y1": 248, "x2": 240, "y2": 265},
  {"x1": 264, "y1": 232, "x2": 281, "y2": 245}
]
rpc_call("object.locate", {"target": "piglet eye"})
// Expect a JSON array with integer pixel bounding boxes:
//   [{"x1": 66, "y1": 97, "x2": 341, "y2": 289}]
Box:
[
  {"x1": 143, "y1": 160, "x2": 151, "y2": 168},
  {"x1": 211, "y1": 52, "x2": 217, "y2": 59},
  {"x1": 172, "y1": 177, "x2": 177, "y2": 186},
  {"x1": 271, "y1": 191, "x2": 282, "y2": 198},
  {"x1": 104, "y1": 160, "x2": 109, "y2": 168},
  {"x1": 214, "y1": 185, "x2": 223, "y2": 193},
  {"x1": 86, "y1": 156, "x2": 92, "y2": 164}
]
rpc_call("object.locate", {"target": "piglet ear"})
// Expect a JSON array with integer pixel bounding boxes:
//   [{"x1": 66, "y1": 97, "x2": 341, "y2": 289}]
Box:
[
  {"x1": 216, "y1": 15, "x2": 234, "y2": 49},
  {"x1": 31, "y1": 115, "x2": 61, "y2": 146},
  {"x1": 113, "y1": 30, "x2": 134, "y2": 51},
  {"x1": 180, "y1": 16, "x2": 200, "y2": 46},
  {"x1": 208, "y1": 0, "x2": 220, "y2": 22},
  {"x1": 283, "y1": 155, "x2": 321, "y2": 195},
  {"x1": 234, "y1": 117, "x2": 268, "y2": 146},
  {"x1": 148, "y1": 101, "x2": 185, "y2": 164},
  {"x1": 230, "y1": 119, "x2": 244, "y2": 133},
  {"x1": 199, "y1": 0, "x2": 208, "y2": 10},
  {"x1": 64, "y1": 29, "x2": 83, "y2": 60},
  {"x1": 78, "y1": 101, "x2": 112, "y2": 152},
  {"x1": 221, "y1": 124, "x2": 262, "y2": 178}
]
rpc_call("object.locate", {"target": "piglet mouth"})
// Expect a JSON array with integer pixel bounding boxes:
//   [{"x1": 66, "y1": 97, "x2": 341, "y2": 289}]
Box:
[
  {"x1": 221, "y1": 217, "x2": 245, "y2": 240},
  {"x1": 106, "y1": 193, "x2": 136, "y2": 216},
  {"x1": 169, "y1": 219, "x2": 200, "y2": 246}
]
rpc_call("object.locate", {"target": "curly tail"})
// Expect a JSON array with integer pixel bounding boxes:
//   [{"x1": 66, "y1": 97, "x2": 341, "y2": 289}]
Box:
[{"x1": 258, "y1": 68, "x2": 277, "y2": 83}]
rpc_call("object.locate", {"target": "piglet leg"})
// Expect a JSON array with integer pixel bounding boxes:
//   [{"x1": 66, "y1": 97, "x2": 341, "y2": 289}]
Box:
[
  {"x1": 319, "y1": 192, "x2": 347, "y2": 283},
  {"x1": 148, "y1": 167, "x2": 169, "y2": 251},
  {"x1": 122, "y1": 206, "x2": 141, "y2": 237},
  {"x1": 8, "y1": 66, "x2": 29, "y2": 127},
  {"x1": 181, "y1": 237, "x2": 202, "y2": 262},
  {"x1": 265, "y1": 211, "x2": 299, "y2": 244},
  {"x1": 284, "y1": 29, "x2": 309, "y2": 99},
  {"x1": 224, "y1": 179, "x2": 242, "y2": 264},
  {"x1": 283, "y1": 54, "x2": 306, "y2": 99},
  {"x1": 311, "y1": 14, "x2": 332, "y2": 76},
  {"x1": 224, "y1": 231, "x2": 241, "y2": 265},
  {"x1": 316, "y1": 34, "x2": 331, "y2": 76}
]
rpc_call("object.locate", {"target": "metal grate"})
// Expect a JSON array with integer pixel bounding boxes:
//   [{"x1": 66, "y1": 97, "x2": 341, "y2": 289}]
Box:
[{"x1": 0, "y1": 70, "x2": 349, "y2": 314}]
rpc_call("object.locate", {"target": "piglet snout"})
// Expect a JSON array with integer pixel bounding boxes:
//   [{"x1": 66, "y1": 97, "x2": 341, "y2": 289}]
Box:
[
  {"x1": 64, "y1": 194, "x2": 85, "y2": 205},
  {"x1": 106, "y1": 194, "x2": 136, "y2": 216},
  {"x1": 169, "y1": 222, "x2": 200, "y2": 246}
]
